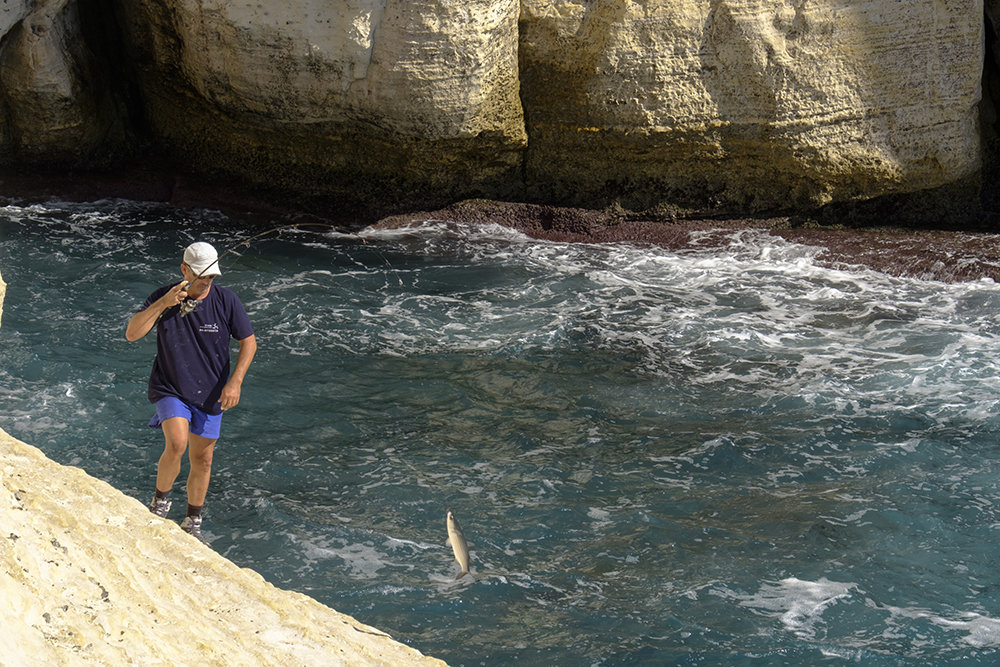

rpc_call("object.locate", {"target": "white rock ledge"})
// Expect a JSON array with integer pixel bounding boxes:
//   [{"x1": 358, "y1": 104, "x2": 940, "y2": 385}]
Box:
[{"x1": 0, "y1": 269, "x2": 444, "y2": 665}]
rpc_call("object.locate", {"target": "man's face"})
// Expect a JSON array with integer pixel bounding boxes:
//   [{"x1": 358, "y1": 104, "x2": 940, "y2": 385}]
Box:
[{"x1": 181, "y1": 264, "x2": 216, "y2": 296}]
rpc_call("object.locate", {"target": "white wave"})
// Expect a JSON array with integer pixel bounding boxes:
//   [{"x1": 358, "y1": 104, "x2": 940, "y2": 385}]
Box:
[
  {"x1": 931, "y1": 613, "x2": 1000, "y2": 648},
  {"x1": 359, "y1": 219, "x2": 533, "y2": 244},
  {"x1": 294, "y1": 534, "x2": 398, "y2": 580},
  {"x1": 736, "y1": 577, "x2": 858, "y2": 639}
]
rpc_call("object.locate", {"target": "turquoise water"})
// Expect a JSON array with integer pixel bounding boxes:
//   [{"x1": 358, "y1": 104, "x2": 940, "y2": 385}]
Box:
[{"x1": 3, "y1": 200, "x2": 1000, "y2": 665}]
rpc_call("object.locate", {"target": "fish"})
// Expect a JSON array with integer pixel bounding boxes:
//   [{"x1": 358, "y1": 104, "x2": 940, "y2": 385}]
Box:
[{"x1": 446, "y1": 510, "x2": 472, "y2": 579}]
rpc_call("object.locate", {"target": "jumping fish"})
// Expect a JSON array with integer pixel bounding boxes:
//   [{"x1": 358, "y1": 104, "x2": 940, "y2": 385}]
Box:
[{"x1": 446, "y1": 510, "x2": 472, "y2": 579}]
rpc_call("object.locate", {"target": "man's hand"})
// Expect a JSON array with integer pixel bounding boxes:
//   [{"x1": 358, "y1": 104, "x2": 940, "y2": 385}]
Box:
[
  {"x1": 126, "y1": 280, "x2": 190, "y2": 342},
  {"x1": 219, "y1": 380, "x2": 241, "y2": 411},
  {"x1": 163, "y1": 280, "x2": 189, "y2": 307},
  {"x1": 219, "y1": 334, "x2": 257, "y2": 410}
]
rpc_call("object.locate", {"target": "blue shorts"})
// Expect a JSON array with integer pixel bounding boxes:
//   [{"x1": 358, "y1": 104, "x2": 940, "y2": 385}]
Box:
[{"x1": 148, "y1": 396, "x2": 222, "y2": 439}]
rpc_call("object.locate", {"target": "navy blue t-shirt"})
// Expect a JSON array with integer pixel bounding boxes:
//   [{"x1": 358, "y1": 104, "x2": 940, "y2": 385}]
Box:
[{"x1": 141, "y1": 284, "x2": 254, "y2": 414}]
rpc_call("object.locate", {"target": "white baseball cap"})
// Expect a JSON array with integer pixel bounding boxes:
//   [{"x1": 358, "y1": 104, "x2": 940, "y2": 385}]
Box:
[{"x1": 183, "y1": 241, "x2": 221, "y2": 277}]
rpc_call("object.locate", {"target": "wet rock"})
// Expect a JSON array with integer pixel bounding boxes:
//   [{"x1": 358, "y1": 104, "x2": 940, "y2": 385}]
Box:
[{"x1": 376, "y1": 199, "x2": 1000, "y2": 284}]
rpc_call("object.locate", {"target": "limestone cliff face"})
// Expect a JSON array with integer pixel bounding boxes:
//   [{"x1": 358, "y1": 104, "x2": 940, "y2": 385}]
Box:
[
  {"x1": 520, "y1": 0, "x2": 984, "y2": 210},
  {"x1": 114, "y1": 0, "x2": 526, "y2": 206},
  {"x1": 0, "y1": 270, "x2": 441, "y2": 664},
  {"x1": 0, "y1": 1, "x2": 992, "y2": 215}
]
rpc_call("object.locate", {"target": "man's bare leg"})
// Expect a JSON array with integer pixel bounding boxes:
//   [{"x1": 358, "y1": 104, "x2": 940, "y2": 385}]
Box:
[
  {"x1": 156, "y1": 416, "x2": 191, "y2": 493},
  {"x1": 186, "y1": 433, "x2": 217, "y2": 507}
]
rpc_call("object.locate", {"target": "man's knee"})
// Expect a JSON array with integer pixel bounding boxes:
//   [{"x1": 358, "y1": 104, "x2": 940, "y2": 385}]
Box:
[
  {"x1": 188, "y1": 437, "x2": 216, "y2": 470},
  {"x1": 161, "y1": 417, "x2": 190, "y2": 454}
]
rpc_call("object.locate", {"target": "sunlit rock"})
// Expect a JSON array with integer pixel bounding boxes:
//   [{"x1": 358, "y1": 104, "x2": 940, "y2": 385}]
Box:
[
  {"x1": 0, "y1": 427, "x2": 446, "y2": 664},
  {"x1": 115, "y1": 0, "x2": 526, "y2": 207},
  {"x1": 519, "y1": 0, "x2": 984, "y2": 211},
  {"x1": 0, "y1": 1, "x2": 989, "y2": 216}
]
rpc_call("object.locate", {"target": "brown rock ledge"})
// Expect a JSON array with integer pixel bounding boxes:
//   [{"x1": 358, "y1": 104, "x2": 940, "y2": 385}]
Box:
[
  {"x1": 376, "y1": 199, "x2": 1000, "y2": 284},
  {"x1": 2, "y1": 168, "x2": 999, "y2": 284}
]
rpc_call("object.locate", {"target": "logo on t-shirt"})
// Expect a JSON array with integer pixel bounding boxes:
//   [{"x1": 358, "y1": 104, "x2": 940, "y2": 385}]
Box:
[{"x1": 199, "y1": 323, "x2": 220, "y2": 334}]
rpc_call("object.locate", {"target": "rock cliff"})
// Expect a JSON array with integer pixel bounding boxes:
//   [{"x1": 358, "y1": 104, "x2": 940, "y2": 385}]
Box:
[
  {"x1": 112, "y1": 0, "x2": 526, "y2": 207},
  {"x1": 520, "y1": 0, "x2": 984, "y2": 211},
  {"x1": 0, "y1": 1, "x2": 994, "y2": 218},
  {"x1": 0, "y1": 268, "x2": 443, "y2": 665}
]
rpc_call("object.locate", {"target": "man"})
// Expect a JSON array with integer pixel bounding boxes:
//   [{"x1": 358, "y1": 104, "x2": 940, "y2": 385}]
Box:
[{"x1": 126, "y1": 241, "x2": 257, "y2": 542}]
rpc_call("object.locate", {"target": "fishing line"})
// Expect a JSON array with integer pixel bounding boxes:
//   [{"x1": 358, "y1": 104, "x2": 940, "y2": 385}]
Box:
[{"x1": 179, "y1": 221, "x2": 402, "y2": 316}]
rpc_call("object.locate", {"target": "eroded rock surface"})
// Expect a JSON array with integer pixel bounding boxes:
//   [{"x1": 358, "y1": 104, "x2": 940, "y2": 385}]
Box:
[
  {"x1": 520, "y1": 0, "x2": 984, "y2": 210},
  {"x1": 114, "y1": 0, "x2": 526, "y2": 206},
  {"x1": 0, "y1": 429, "x2": 445, "y2": 665}
]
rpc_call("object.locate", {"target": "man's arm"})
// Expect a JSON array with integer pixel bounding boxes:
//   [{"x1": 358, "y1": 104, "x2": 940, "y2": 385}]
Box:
[
  {"x1": 125, "y1": 281, "x2": 189, "y2": 342},
  {"x1": 220, "y1": 333, "x2": 257, "y2": 411}
]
